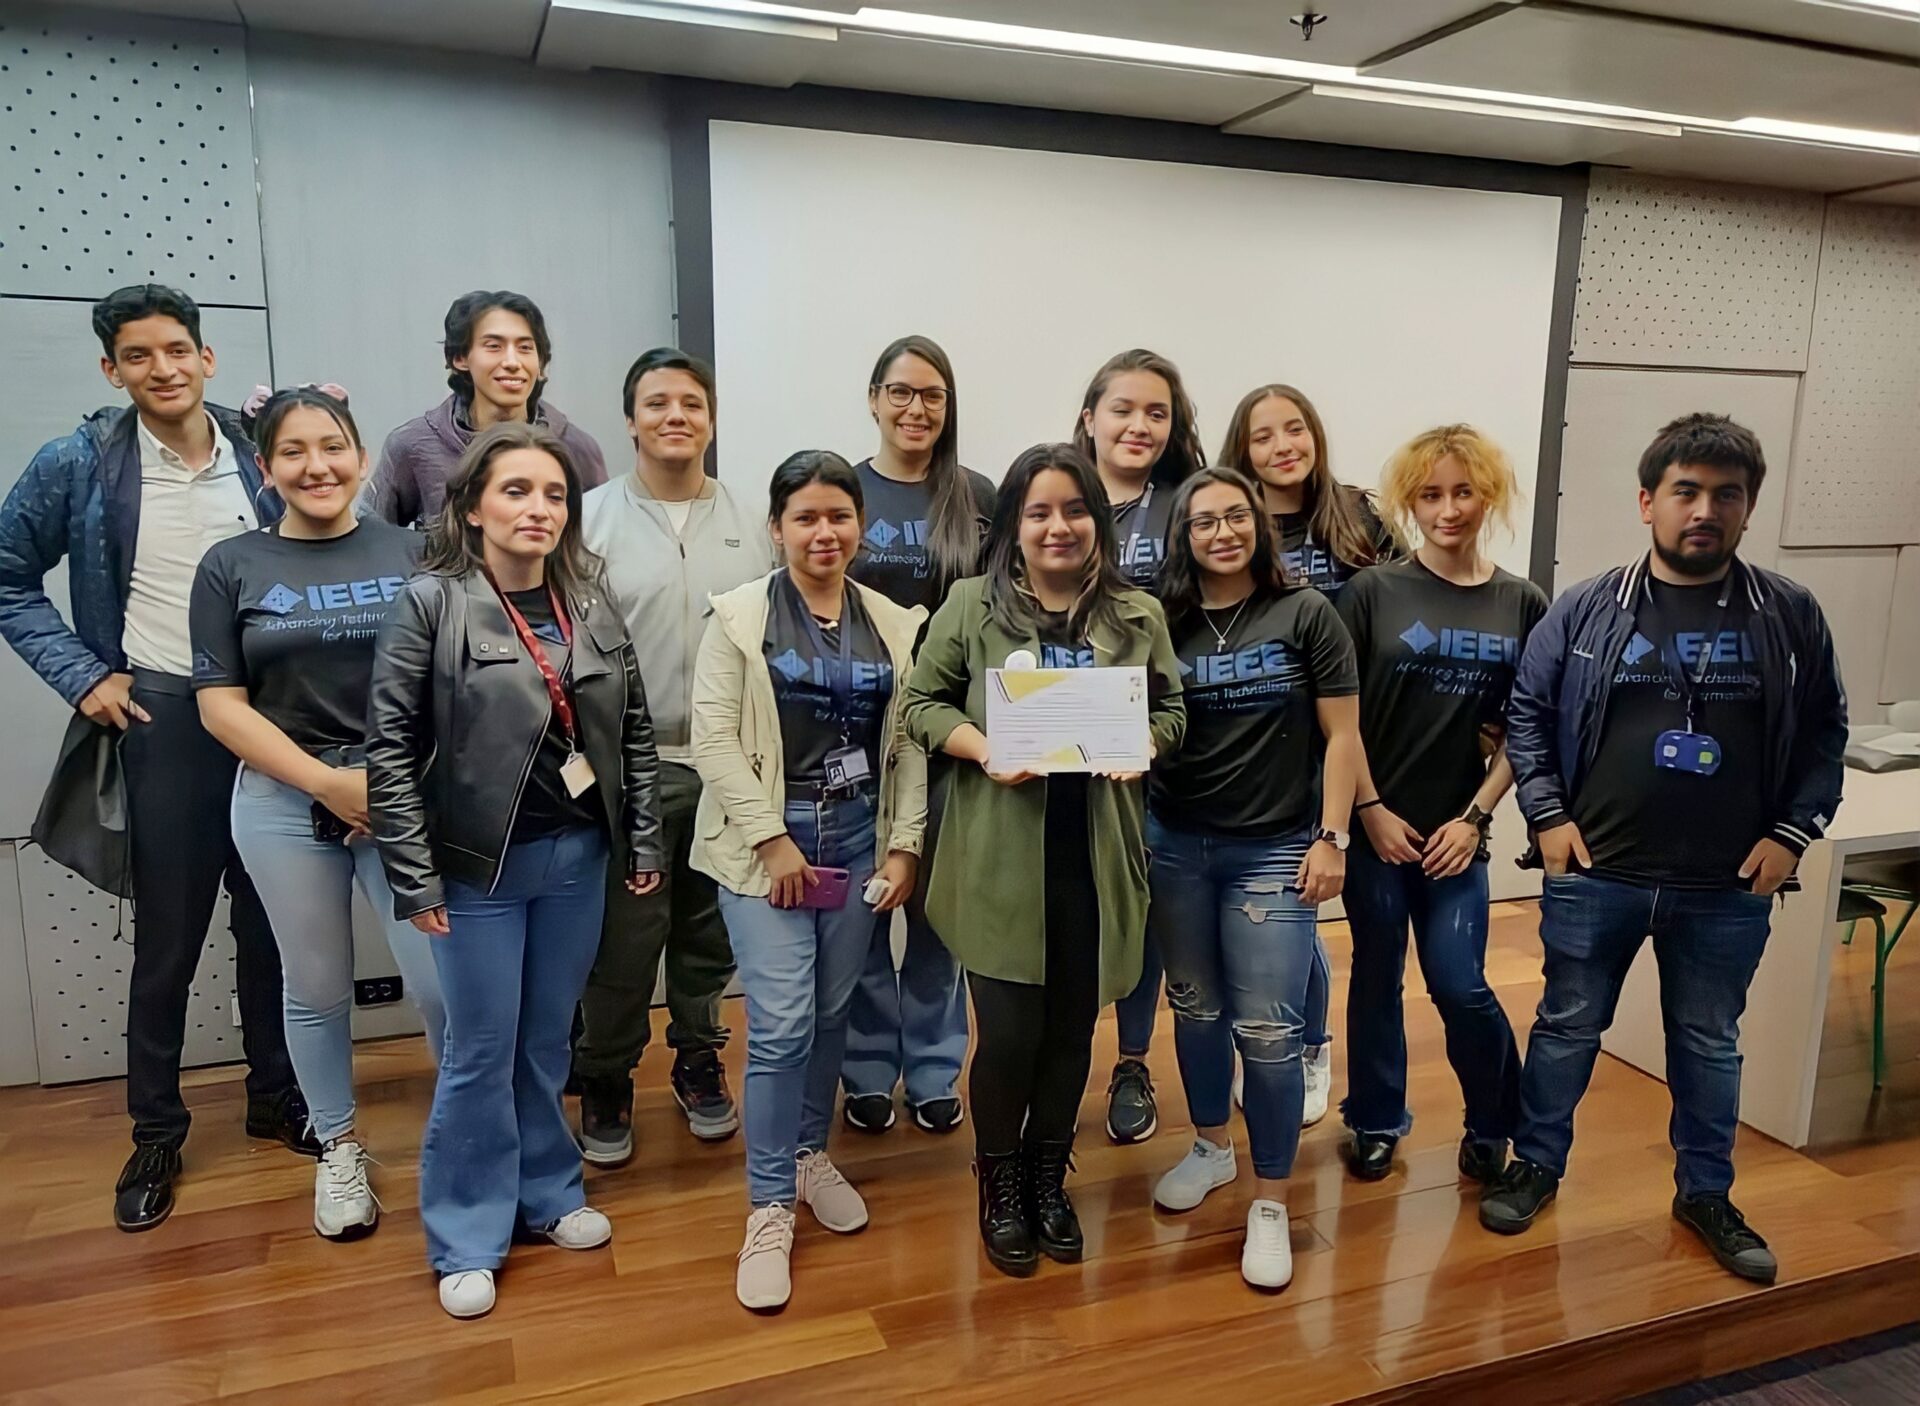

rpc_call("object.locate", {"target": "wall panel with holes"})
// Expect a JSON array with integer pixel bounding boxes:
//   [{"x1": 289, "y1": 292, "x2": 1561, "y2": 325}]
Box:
[
  {"x1": 1782, "y1": 204, "x2": 1920, "y2": 548},
  {"x1": 1571, "y1": 169, "x2": 1824, "y2": 372}
]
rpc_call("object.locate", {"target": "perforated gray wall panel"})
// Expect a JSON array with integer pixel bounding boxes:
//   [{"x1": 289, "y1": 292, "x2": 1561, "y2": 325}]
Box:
[
  {"x1": 1782, "y1": 203, "x2": 1920, "y2": 549},
  {"x1": 19, "y1": 845, "x2": 247, "y2": 1085},
  {"x1": 1571, "y1": 170, "x2": 1823, "y2": 372},
  {"x1": 0, "y1": 0, "x2": 262, "y2": 302}
]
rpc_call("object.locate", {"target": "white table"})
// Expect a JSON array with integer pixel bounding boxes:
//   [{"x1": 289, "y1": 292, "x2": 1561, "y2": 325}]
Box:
[{"x1": 1599, "y1": 767, "x2": 1920, "y2": 1148}]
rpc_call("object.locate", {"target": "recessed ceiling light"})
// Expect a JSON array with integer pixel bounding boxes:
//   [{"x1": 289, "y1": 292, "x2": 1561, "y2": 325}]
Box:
[{"x1": 1306, "y1": 85, "x2": 1683, "y2": 138}]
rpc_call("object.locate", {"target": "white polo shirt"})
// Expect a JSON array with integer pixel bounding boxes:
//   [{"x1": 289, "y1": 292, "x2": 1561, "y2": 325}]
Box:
[{"x1": 122, "y1": 412, "x2": 256, "y2": 676}]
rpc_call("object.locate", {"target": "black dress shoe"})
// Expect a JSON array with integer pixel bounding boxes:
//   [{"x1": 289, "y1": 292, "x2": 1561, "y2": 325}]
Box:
[
  {"x1": 246, "y1": 1088, "x2": 323, "y2": 1158},
  {"x1": 1344, "y1": 1132, "x2": 1397, "y2": 1182},
  {"x1": 976, "y1": 1151, "x2": 1038, "y2": 1277},
  {"x1": 115, "y1": 1143, "x2": 183, "y2": 1232},
  {"x1": 1458, "y1": 1136, "x2": 1509, "y2": 1186},
  {"x1": 1024, "y1": 1136, "x2": 1083, "y2": 1263}
]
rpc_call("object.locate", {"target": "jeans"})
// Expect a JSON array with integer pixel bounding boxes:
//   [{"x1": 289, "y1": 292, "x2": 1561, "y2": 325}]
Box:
[
  {"x1": 1513, "y1": 872, "x2": 1774, "y2": 1198},
  {"x1": 230, "y1": 766, "x2": 447, "y2": 1144},
  {"x1": 842, "y1": 767, "x2": 967, "y2": 1104},
  {"x1": 1147, "y1": 816, "x2": 1317, "y2": 1180},
  {"x1": 719, "y1": 791, "x2": 879, "y2": 1207},
  {"x1": 122, "y1": 669, "x2": 293, "y2": 1147},
  {"x1": 1115, "y1": 911, "x2": 1329, "y2": 1057},
  {"x1": 1340, "y1": 842, "x2": 1516, "y2": 1148},
  {"x1": 421, "y1": 826, "x2": 609, "y2": 1272},
  {"x1": 969, "y1": 776, "x2": 1101, "y2": 1154},
  {"x1": 576, "y1": 761, "x2": 734, "y2": 1077}
]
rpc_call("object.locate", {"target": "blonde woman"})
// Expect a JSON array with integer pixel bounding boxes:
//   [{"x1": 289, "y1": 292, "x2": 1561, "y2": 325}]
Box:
[{"x1": 1334, "y1": 426, "x2": 1546, "y2": 1186}]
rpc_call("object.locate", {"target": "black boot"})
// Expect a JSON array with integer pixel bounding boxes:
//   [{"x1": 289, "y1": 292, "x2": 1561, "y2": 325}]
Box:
[
  {"x1": 1024, "y1": 1136, "x2": 1083, "y2": 1264},
  {"x1": 976, "y1": 1151, "x2": 1038, "y2": 1277}
]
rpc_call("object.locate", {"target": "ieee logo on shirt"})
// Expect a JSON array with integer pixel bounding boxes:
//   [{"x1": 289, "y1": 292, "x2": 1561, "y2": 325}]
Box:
[
  {"x1": 258, "y1": 583, "x2": 303, "y2": 616},
  {"x1": 771, "y1": 648, "x2": 811, "y2": 682},
  {"x1": 1398, "y1": 619, "x2": 1519, "y2": 664},
  {"x1": 864, "y1": 518, "x2": 929, "y2": 552},
  {"x1": 256, "y1": 577, "x2": 407, "y2": 616}
]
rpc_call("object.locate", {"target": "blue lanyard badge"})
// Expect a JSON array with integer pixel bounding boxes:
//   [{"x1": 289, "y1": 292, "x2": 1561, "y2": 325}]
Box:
[{"x1": 787, "y1": 574, "x2": 872, "y2": 792}]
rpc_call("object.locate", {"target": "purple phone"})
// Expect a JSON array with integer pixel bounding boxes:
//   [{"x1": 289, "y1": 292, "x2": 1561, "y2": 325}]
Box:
[{"x1": 799, "y1": 867, "x2": 852, "y2": 910}]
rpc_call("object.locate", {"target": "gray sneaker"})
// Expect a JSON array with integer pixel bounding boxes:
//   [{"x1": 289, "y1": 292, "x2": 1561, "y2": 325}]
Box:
[
  {"x1": 578, "y1": 1076, "x2": 634, "y2": 1167},
  {"x1": 1153, "y1": 1136, "x2": 1238, "y2": 1211}
]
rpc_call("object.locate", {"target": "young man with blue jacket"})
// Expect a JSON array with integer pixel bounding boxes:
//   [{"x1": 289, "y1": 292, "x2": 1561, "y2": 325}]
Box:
[
  {"x1": 0, "y1": 286, "x2": 316, "y2": 1232},
  {"x1": 1483, "y1": 413, "x2": 1846, "y2": 1284}
]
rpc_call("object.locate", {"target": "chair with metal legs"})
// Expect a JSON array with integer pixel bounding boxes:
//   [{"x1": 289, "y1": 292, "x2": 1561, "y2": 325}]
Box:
[{"x1": 1840, "y1": 882, "x2": 1919, "y2": 1089}]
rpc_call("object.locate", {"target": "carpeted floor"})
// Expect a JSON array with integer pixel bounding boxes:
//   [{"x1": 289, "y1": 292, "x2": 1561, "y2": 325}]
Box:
[{"x1": 1627, "y1": 1325, "x2": 1920, "y2": 1404}]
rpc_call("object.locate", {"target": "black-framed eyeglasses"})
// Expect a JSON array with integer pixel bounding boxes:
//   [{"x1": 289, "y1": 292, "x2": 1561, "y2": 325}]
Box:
[
  {"x1": 875, "y1": 382, "x2": 949, "y2": 411},
  {"x1": 1185, "y1": 506, "x2": 1257, "y2": 538}
]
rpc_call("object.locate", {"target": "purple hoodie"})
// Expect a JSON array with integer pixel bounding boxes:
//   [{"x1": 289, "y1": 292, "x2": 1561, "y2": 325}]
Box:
[{"x1": 361, "y1": 393, "x2": 609, "y2": 527}]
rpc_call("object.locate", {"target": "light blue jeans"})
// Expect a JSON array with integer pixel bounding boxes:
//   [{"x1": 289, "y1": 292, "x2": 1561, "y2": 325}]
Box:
[
  {"x1": 842, "y1": 768, "x2": 967, "y2": 1105},
  {"x1": 230, "y1": 765, "x2": 446, "y2": 1144},
  {"x1": 719, "y1": 791, "x2": 879, "y2": 1207},
  {"x1": 423, "y1": 826, "x2": 609, "y2": 1273},
  {"x1": 1147, "y1": 816, "x2": 1318, "y2": 1180}
]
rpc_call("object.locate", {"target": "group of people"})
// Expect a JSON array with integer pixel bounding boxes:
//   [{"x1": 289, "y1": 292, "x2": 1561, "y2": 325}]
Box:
[{"x1": 0, "y1": 282, "x2": 1846, "y2": 1322}]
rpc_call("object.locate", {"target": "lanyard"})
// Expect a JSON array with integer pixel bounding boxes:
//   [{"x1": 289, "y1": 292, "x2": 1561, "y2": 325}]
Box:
[
  {"x1": 1637, "y1": 576, "x2": 1734, "y2": 734},
  {"x1": 488, "y1": 572, "x2": 577, "y2": 748},
  {"x1": 785, "y1": 572, "x2": 858, "y2": 744}
]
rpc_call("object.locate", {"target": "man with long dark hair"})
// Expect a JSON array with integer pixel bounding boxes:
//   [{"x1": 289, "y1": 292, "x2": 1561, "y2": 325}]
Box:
[
  {"x1": 362, "y1": 289, "x2": 607, "y2": 527},
  {"x1": 0, "y1": 285, "x2": 314, "y2": 1232},
  {"x1": 1489, "y1": 413, "x2": 1847, "y2": 1285}
]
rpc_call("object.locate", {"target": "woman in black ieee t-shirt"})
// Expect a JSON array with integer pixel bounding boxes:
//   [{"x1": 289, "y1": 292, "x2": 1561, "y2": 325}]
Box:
[
  {"x1": 191, "y1": 387, "x2": 446, "y2": 1245},
  {"x1": 1334, "y1": 425, "x2": 1547, "y2": 1190},
  {"x1": 1070, "y1": 347, "x2": 1207, "y2": 1146},
  {"x1": 840, "y1": 335, "x2": 997, "y2": 1138},
  {"x1": 1144, "y1": 466, "x2": 1361, "y2": 1292}
]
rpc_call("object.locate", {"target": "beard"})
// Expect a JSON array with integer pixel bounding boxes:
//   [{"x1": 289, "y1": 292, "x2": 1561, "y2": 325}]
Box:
[{"x1": 1652, "y1": 528, "x2": 1735, "y2": 578}]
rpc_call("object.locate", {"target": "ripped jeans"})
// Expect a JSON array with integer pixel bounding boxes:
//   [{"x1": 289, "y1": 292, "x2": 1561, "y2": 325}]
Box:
[{"x1": 1147, "y1": 815, "x2": 1317, "y2": 1179}]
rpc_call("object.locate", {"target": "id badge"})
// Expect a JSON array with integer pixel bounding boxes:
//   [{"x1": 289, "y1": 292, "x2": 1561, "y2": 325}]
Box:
[
  {"x1": 560, "y1": 751, "x2": 598, "y2": 797},
  {"x1": 823, "y1": 744, "x2": 871, "y2": 790},
  {"x1": 1654, "y1": 729, "x2": 1721, "y2": 776}
]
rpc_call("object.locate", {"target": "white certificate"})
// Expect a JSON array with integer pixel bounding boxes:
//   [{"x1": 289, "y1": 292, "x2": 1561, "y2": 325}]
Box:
[{"x1": 987, "y1": 666, "x2": 1150, "y2": 774}]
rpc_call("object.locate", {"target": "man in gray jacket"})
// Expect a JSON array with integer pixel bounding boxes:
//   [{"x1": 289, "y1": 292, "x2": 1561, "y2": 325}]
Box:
[{"x1": 575, "y1": 347, "x2": 772, "y2": 1161}]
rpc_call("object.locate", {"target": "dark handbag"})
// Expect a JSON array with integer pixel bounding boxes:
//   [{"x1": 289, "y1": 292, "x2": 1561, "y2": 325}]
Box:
[{"x1": 30, "y1": 712, "x2": 133, "y2": 898}]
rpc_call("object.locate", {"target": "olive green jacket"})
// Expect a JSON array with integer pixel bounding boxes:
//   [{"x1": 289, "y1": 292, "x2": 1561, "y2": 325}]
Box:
[{"x1": 903, "y1": 576, "x2": 1186, "y2": 1003}]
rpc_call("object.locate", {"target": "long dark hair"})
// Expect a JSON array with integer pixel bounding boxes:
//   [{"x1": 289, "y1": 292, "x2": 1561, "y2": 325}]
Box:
[
  {"x1": 868, "y1": 334, "x2": 980, "y2": 586},
  {"x1": 423, "y1": 422, "x2": 603, "y2": 612},
  {"x1": 983, "y1": 442, "x2": 1130, "y2": 640},
  {"x1": 443, "y1": 290, "x2": 553, "y2": 419},
  {"x1": 1156, "y1": 467, "x2": 1292, "y2": 634},
  {"x1": 1219, "y1": 383, "x2": 1381, "y2": 569},
  {"x1": 1071, "y1": 348, "x2": 1206, "y2": 492}
]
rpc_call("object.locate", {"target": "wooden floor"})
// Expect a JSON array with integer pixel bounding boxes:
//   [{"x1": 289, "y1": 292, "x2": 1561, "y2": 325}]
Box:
[{"x1": 5, "y1": 902, "x2": 1920, "y2": 1405}]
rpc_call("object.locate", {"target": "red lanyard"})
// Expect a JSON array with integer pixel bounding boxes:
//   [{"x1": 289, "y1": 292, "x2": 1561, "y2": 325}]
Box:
[{"x1": 488, "y1": 573, "x2": 577, "y2": 748}]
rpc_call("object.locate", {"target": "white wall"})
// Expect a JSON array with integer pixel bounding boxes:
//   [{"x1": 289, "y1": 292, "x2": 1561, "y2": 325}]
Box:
[{"x1": 707, "y1": 121, "x2": 1564, "y2": 582}]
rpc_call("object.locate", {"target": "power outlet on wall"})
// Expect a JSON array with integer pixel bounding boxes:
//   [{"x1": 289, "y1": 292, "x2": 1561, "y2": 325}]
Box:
[{"x1": 354, "y1": 976, "x2": 404, "y2": 1008}]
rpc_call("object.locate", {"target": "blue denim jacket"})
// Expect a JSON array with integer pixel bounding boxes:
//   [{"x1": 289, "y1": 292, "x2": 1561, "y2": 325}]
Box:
[
  {"x1": 1505, "y1": 553, "x2": 1847, "y2": 882},
  {"x1": 0, "y1": 403, "x2": 277, "y2": 703}
]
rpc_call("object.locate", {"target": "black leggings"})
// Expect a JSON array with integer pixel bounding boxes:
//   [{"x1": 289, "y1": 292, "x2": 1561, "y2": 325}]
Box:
[{"x1": 968, "y1": 778, "x2": 1102, "y2": 1155}]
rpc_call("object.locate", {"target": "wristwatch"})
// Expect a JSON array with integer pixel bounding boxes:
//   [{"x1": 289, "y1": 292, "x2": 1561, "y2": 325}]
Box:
[{"x1": 1313, "y1": 827, "x2": 1350, "y2": 852}]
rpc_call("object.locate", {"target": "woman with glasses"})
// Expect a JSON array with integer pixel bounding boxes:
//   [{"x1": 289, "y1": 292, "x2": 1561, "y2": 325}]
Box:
[
  {"x1": 1071, "y1": 348, "x2": 1207, "y2": 1146},
  {"x1": 840, "y1": 336, "x2": 998, "y2": 1139},
  {"x1": 1145, "y1": 466, "x2": 1360, "y2": 1290},
  {"x1": 1336, "y1": 425, "x2": 1545, "y2": 1186}
]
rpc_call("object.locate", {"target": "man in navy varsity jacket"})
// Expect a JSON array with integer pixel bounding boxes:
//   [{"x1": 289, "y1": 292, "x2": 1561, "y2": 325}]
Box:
[{"x1": 1483, "y1": 413, "x2": 1846, "y2": 1284}]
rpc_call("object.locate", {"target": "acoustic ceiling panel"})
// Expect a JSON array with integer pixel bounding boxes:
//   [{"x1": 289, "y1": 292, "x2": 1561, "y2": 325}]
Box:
[
  {"x1": 0, "y1": 0, "x2": 263, "y2": 302},
  {"x1": 1572, "y1": 169, "x2": 1823, "y2": 371},
  {"x1": 1784, "y1": 202, "x2": 1920, "y2": 547}
]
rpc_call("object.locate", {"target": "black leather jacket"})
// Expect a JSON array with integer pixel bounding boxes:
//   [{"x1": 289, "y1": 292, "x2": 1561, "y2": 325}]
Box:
[{"x1": 366, "y1": 570, "x2": 663, "y2": 919}]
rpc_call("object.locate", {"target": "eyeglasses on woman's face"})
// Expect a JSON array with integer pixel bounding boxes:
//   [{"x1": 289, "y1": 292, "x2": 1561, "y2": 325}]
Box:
[
  {"x1": 1184, "y1": 505, "x2": 1257, "y2": 539},
  {"x1": 876, "y1": 382, "x2": 948, "y2": 411}
]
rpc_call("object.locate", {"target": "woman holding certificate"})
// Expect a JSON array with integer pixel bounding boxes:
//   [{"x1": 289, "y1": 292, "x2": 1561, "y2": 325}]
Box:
[
  {"x1": 1143, "y1": 466, "x2": 1361, "y2": 1291},
  {"x1": 904, "y1": 443, "x2": 1185, "y2": 1280},
  {"x1": 689, "y1": 451, "x2": 928, "y2": 1312}
]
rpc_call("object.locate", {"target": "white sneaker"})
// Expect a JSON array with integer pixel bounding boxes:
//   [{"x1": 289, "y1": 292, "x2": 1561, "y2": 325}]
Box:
[
  {"x1": 737, "y1": 1204, "x2": 796, "y2": 1309},
  {"x1": 439, "y1": 1269, "x2": 496, "y2": 1319},
  {"x1": 540, "y1": 1205, "x2": 612, "y2": 1250},
  {"x1": 796, "y1": 1149, "x2": 868, "y2": 1232},
  {"x1": 1153, "y1": 1136, "x2": 1239, "y2": 1212},
  {"x1": 314, "y1": 1139, "x2": 378, "y2": 1241},
  {"x1": 1301, "y1": 1044, "x2": 1331, "y2": 1127},
  {"x1": 1242, "y1": 1199, "x2": 1294, "y2": 1289}
]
